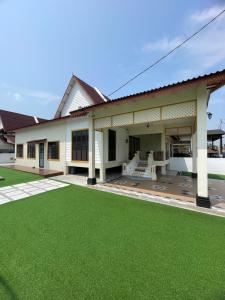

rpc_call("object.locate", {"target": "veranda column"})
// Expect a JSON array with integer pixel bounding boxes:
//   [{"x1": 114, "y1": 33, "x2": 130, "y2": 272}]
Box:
[
  {"x1": 100, "y1": 130, "x2": 106, "y2": 182},
  {"x1": 196, "y1": 87, "x2": 210, "y2": 208},
  {"x1": 87, "y1": 117, "x2": 96, "y2": 185},
  {"x1": 161, "y1": 131, "x2": 166, "y2": 175},
  {"x1": 192, "y1": 131, "x2": 197, "y2": 178}
]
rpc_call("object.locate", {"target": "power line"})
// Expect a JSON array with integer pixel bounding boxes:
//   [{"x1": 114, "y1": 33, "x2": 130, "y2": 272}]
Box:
[{"x1": 108, "y1": 8, "x2": 225, "y2": 97}]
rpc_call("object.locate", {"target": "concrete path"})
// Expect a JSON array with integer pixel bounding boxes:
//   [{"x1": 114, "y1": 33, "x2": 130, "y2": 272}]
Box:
[{"x1": 0, "y1": 179, "x2": 69, "y2": 205}]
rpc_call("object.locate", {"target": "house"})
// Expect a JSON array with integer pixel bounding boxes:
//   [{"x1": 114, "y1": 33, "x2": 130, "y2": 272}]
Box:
[
  {"x1": 207, "y1": 129, "x2": 225, "y2": 157},
  {"x1": 14, "y1": 69, "x2": 225, "y2": 208},
  {"x1": 0, "y1": 109, "x2": 46, "y2": 163}
]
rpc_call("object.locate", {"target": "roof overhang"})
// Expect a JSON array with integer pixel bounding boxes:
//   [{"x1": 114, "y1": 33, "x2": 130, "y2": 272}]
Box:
[{"x1": 70, "y1": 69, "x2": 225, "y2": 116}]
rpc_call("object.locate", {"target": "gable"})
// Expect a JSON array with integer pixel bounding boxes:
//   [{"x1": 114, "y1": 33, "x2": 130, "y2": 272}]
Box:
[
  {"x1": 54, "y1": 75, "x2": 107, "y2": 118},
  {"x1": 60, "y1": 81, "x2": 94, "y2": 117}
]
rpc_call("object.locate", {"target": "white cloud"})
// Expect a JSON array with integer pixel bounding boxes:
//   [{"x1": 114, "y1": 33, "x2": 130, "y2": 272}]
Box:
[
  {"x1": 190, "y1": 5, "x2": 225, "y2": 23},
  {"x1": 1, "y1": 83, "x2": 60, "y2": 105},
  {"x1": 7, "y1": 91, "x2": 24, "y2": 102},
  {"x1": 141, "y1": 4, "x2": 225, "y2": 78},
  {"x1": 142, "y1": 37, "x2": 183, "y2": 53}
]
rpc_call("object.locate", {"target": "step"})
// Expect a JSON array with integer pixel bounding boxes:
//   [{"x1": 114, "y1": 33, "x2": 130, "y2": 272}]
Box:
[{"x1": 135, "y1": 167, "x2": 146, "y2": 172}]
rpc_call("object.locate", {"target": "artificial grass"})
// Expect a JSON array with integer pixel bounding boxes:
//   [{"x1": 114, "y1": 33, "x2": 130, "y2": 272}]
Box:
[
  {"x1": 0, "y1": 167, "x2": 42, "y2": 187},
  {"x1": 181, "y1": 171, "x2": 225, "y2": 180},
  {"x1": 0, "y1": 184, "x2": 225, "y2": 299}
]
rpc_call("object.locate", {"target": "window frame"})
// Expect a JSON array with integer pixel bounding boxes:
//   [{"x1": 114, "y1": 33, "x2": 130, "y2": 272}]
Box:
[
  {"x1": 16, "y1": 144, "x2": 24, "y2": 158},
  {"x1": 71, "y1": 129, "x2": 89, "y2": 162},
  {"x1": 27, "y1": 142, "x2": 36, "y2": 159},
  {"x1": 47, "y1": 141, "x2": 60, "y2": 160}
]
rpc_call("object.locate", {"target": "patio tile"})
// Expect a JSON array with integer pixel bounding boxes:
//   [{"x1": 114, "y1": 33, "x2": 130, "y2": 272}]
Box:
[
  {"x1": 10, "y1": 193, "x2": 30, "y2": 200},
  {"x1": 0, "y1": 198, "x2": 10, "y2": 205},
  {"x1": 28, "y1": 189, "x2": 46, "y2": 195},
  {"x1": 0, "y1": 178, "x2": 70, "y2": 206},
  {"x1": 0, "y1": 186, "x2": 15, "y2": 191},
  {"x1": 43, "y1": 186, "x2": 59, "y2": 191}
]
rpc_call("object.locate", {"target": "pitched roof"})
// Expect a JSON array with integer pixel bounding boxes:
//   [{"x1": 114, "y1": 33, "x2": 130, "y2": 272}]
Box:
[
  {"x1": 54, "y1": 75, "x2": 106, "y2": 118},
  {"x1": 70, "y1": 68, "x2": 225, "y2": 115},
  {"x1": 14, "y1": 68, "x2": 225, "y2": 132},
  {"x1": 74, "y1": 75, "x2": 108, "y2": 104},
  {"x1": 207, "y1": 129, "x2": 225, "y2": 136},
  {"x1": 0, "y1": 109, "x2": 47, "y2": 132}
]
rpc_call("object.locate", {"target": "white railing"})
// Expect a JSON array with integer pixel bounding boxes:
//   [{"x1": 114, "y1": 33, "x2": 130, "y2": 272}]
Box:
[
  {"x1": 122, "y1": 151, "x2": 140, "y2": 176},
  {"x1": 147, "y1": 151, "x2": 157, "y2": 180}
]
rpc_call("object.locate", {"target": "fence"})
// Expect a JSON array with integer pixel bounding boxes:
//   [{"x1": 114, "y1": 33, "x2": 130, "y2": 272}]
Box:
[
  {"x1": 0, "y1": 153, "x2": 15, "y2": 164},
  {"x1": 169, "y1": 157, "x2": 225, "y2": 175}
]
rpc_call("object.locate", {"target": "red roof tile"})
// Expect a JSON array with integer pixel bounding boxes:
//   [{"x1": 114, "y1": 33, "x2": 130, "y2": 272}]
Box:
[
  {"x1": 70, "y1": 68, "x2": 225, "y2": 114},
  {"x1": 0, "y1": 109, "x2": 47, "y2": 132},
  {"x1": 73, "y1": 75, "x2": 106, "y2": 104},
  {"x1": 54, "y1": 75, "x2": 106, "y2": 118}
]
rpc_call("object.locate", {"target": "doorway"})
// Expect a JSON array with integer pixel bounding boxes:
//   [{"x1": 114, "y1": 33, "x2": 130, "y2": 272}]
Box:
[
  {"x1": 129, "y1": 136, "x2": 140, "y2": 160},
  {"x1": 39, "y1": 143, "x2": 45, "y2": 168}
]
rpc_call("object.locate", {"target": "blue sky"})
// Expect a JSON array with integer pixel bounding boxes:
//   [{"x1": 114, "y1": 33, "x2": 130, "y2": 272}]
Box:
[{"x1": 0, "y1": 0, "x2": 224, "y2": 129}]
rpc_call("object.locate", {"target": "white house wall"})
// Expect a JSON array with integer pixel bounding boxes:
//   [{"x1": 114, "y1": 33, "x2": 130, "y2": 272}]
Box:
[
  {"x1": 103, "y1": 128, "x2": 128, "y2": 168},
  {"x1": 169, "y1": 157, "x2": 225, "y2": 175},
  {"x1": 136, "y1": 134, "x2": 161, "y2": 153},
  {"x1": 61, "y1": 82, "x2": 94, "y2": 117},
  {"x1": 15, "y1": 121, "x2": 67, "y2": 172},
  {"x1": 0, "y1": 117, "x2": 3, "y2": 130}
]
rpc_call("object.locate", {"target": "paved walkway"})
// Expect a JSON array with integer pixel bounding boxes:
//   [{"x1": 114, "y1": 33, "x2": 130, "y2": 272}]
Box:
[{"x1": 0, "y1": 179, "x2": 69, "y2": 205}]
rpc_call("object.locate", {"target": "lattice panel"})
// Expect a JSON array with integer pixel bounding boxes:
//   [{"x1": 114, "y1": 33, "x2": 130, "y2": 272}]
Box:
[
  {"x1": 134, "y1": 107, "x2": 160, "y2": 124},
  {"x1": 162, "y1": 101, "x2": 196, "y2": 120},
  {"x1": 112, "y1": 113, "x2": 133, "y2": 127},
  {"x1": 94, "y1": 117, "x2": 111, "y2": 129}
]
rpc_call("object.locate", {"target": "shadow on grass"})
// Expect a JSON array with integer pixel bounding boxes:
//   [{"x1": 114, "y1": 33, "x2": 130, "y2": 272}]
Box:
[{"x1": 0, "y1": 275, "x2": 19, "y2": 300}]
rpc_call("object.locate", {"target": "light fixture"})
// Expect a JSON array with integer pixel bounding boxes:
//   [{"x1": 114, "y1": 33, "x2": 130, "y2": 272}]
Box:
[{"x1": 207, "y1": 112, "x2": 213, "y2": 120}]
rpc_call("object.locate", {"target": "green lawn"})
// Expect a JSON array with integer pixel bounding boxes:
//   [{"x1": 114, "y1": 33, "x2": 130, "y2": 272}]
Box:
[
  {"x1": 0, "y1": 170, "x2": 225, "y2": 299},
  {"x1": 181, "y1": 171, "x2": 225, "y2": 180},
  {"x1": 0, "y1": 167, "x2": 42, "y2": 187}
]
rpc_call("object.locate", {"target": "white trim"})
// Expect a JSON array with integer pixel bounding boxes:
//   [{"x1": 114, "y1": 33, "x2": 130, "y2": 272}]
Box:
[{"x1": 94, "y1": 87, "x2": 108, "y2": 102}]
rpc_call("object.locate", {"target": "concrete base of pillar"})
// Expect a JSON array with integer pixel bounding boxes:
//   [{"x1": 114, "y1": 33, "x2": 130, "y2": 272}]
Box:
[
  {"x1": 191, "y1": 173, "x2": 197, "y2": 178},
  {"x1": 196, "y1": 195, "x2": 211, "y2": 208},
  {"x1": 87, "y1": 178, "x2": 96, "y2": 185}
]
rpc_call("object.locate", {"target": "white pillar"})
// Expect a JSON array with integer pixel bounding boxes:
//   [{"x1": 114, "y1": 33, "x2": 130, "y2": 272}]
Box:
[
  {"x1": 196, "y1": 87, "x2": 210, "y2": 207},
  {"x1": 100, "y1": 130, "x2": 106, "y2": 182},
  {"x1": 87, "y1": 117, "x2": 96, "y2": 184},
  {"x1": 161, "y1": 131, "x2": 166, "y2": 175},
  {"x1": 192, "y1": 131, "x2": 197, "y2": 177}
]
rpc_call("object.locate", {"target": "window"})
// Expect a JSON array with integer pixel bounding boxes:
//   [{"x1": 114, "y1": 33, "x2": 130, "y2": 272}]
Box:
[
  {"x1": 48, "y1": 141, "x2": 59, "y2": 160},
  {"x1": 108, "y1": 129, "x2": 116, "y2": 161},
  {"x1": 16, "y1": 144, "x2": 23, "y2": 158},
  {"x1": 72, "y1": 130, "x2": 88, "y2": 161},
  {"x1": 27, "y1": 143, "x2": 36, "y2": 158}
]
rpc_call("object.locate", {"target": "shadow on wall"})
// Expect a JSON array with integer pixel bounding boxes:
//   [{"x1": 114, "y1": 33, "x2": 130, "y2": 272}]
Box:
[{"x1": 0, "y1": 275, "x2": 19, "y2": 300}]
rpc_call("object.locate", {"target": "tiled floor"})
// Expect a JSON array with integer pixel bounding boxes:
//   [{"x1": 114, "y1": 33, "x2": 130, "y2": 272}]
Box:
[
  {"x1": 103, "y1": 175, "x2": 225, "y2": 209},
  {"x1": 0, "y1": 179, "x2": 69, "y2": 205}
]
